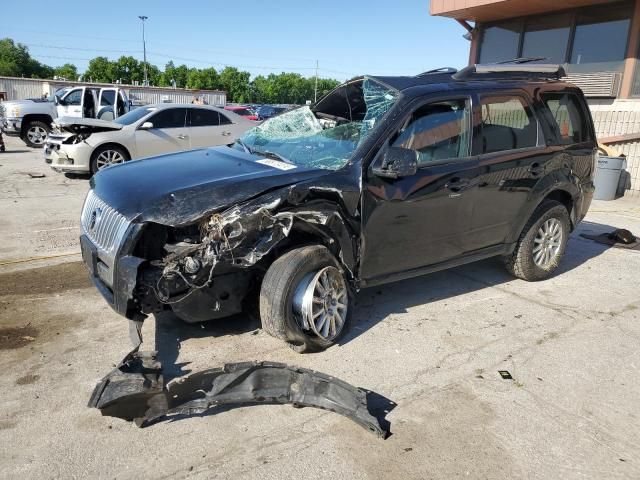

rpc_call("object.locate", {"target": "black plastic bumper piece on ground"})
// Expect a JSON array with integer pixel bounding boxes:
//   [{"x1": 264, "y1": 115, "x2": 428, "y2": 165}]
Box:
[{"x1": 88, "y1": 352, "x2": 391, "y2": 438}]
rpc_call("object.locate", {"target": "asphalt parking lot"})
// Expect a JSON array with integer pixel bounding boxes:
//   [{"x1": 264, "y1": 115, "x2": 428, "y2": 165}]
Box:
[{"x1": 1, "y1": 134, "x2": 639, "y2": 479}]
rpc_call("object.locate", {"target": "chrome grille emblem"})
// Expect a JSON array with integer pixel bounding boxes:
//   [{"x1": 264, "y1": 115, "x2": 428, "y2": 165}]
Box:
[{"x1": 89, "y1": 207, "x2": 102, "y2": 232}]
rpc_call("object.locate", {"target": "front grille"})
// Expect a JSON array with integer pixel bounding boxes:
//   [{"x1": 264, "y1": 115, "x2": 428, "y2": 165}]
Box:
[{"x1": 81, "y1": 190, "x2": 130, "y2": 256}]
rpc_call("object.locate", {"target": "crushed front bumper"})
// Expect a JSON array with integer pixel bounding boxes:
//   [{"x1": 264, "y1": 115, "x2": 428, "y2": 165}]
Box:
[
  {"x1": 80, "y1": 231, "x2": 145, "y2": 319},
  {"x1": 45, "y1": 139, "x2": 92, "y2": 172},
  {"x1": 89, "y1": 353, "x2": 392, "y2": 438},
  {"x1": 2, "y1": 118, "x2": 21, "y2": 136}
]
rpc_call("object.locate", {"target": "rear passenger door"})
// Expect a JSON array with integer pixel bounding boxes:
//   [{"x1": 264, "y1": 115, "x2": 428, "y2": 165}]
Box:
[
  {"x1": 466, "y1": 91, "x2": 548, "y2": 251},
  {"x1": 188, "y1": 108, "x2": 225, "y2": 148}
]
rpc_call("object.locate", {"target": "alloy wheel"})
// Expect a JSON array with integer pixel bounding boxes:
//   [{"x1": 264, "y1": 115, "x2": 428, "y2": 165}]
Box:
[
  {"x1": 533, "y1": 218, "x2": 563, "y2": 269},
  {"x1": 96, "y1": 150, "x2": 125, "y2": 170},
  {"x1": 292, "y1": 266, "x2": 348, "y2": 341},
  {"x1": 27, "y1": 126, "x2": 47, "y2": 145}
]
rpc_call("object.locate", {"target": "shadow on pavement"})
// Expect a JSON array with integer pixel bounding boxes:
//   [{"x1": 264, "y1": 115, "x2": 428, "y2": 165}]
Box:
[
  {"x1": 153, "y1": 221, "x2": 619, "y2": 359},
  {"x1": 339, "y1": 220, "x2": 616, "y2": 347},
  {"x1": 154, "y1": 310, "x2": 259, "y2": 381}
]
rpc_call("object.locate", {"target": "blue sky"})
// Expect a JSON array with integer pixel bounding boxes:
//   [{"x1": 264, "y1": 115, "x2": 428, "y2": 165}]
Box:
[{"x1": 4, "y1": 0, "x2": 470, "y2": 81}]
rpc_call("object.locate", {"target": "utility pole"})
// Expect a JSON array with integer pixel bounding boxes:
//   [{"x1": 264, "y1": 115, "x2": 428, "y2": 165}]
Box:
[
  {"x1": 314, "y1": 60, "x2": 319, "y2": 103},
  {"x1": 138, "y1": 15, "x2": 148, "y2": 86}
]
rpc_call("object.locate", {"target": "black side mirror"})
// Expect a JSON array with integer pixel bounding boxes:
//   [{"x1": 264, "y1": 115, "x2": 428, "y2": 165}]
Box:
[{"x1": 372, "y1": 147, "x2": 418, "y2": 179}]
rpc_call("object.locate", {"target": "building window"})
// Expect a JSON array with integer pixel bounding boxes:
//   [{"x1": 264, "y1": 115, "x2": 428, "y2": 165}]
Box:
[
  {"x1": 570, "y1": 4, "x2": 631, "y2": 69},
  {"x1": 477, "y1": 1, "x2": 632, "y2": 71},
  {"x1": 521, "y1": 13, "x2": 572, "y2": 64},
  {"x1": 479, "y1": 21, "x2": 521, "y2": 63}
]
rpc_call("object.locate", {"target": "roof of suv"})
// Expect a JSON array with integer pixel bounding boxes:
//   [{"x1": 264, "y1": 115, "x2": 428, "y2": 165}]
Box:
[{"x1": 368, "y1": 61, "x2": 573, "y2": 94}]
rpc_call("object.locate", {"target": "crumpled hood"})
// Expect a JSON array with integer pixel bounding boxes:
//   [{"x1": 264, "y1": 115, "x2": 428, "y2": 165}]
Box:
[
  {"x1": 91, "y1": 146, "x2": 329, "y2": 226},
  {"x1": 54, "y1": 116, "x2": 123, "y2": 134}
]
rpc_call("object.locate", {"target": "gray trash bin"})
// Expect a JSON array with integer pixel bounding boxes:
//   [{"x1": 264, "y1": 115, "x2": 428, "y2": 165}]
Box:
[{"x1": 594, "y1": 155, "x2": 625, "y2": 201}]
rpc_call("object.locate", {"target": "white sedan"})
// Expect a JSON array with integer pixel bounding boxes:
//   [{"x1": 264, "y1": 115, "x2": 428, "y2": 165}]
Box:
[{"x1": 44, "y1": 104, "x2": 254, "y2": 174}]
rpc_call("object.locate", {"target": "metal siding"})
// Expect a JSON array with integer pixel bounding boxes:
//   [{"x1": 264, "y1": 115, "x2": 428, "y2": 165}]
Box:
[
  {"x1": 0, "y1": 77, "x2": 47, "y2": 100},
  {"x1": 0, "y1": 76, "x2": 226, "y2": 106}
]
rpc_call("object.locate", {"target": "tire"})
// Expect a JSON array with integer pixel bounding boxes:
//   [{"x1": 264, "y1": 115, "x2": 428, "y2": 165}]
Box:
[
  {"x1": 90, "y1": 145, "x2": 130, "y2": 174},
  {"x1": 260, "y1": 245, "x2": 351, "y2": 353},
  {"x1": 22, "y1": 120, "x2": 50, "y2": 148},
  {"x1": 504, "y1": 200, "x2": 571, "y2": 281}
]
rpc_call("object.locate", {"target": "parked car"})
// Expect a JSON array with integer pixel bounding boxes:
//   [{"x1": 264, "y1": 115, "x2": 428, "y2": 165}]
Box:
[
  {"x1": 256, "y1": 105, "x2": 287, "y2": 120},
  {"x1": 2, "y1": 86, "x2": 129, "y2": 148},
  {"x1": 79, "y1": 62, "x2": 596, "y2": 353},
  {"x1": 224, "y1": 105, "x2": 259, "y2": 121},
  {"x1": 45, "y1": 104, "x2": 252, "y2": 174}
]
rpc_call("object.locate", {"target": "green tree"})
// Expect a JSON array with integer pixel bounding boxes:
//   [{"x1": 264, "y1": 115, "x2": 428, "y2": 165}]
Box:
[
  {"x1": 53, "y1": 63, "x2": 78, "y2": 81},
  {"x1": 84, "y1": 56, "x2": 115, "y2": 83},
  {"x1": 219, "y1": 66, "x2": 251, "y2": 103},
  {"x1": 315, "y1": 78, "x2": 341, "y2": 100},
  {"x1": 113, "y1": 56, "x2": 144, "y2": 84},
  {"x1": 0, "y1": 38, "x2": 53, "y2": 78}
]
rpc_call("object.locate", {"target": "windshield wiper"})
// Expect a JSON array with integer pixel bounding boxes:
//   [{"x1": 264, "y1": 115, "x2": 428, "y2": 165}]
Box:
[
  {"x1": 236, "y1": 139, "x2": 253, "y2": 155},
  {"x1": 255, "y1": 149, "x2": 294, "y2": 165}
]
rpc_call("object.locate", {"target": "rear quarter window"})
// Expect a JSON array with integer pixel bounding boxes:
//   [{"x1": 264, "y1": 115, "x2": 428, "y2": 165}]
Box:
[
  {"x1": 474, "y1": 95, "x2": 539, "y2": 154},
  {"x1": 542, "y1": 93, "x2": 592, "y2": 144}
]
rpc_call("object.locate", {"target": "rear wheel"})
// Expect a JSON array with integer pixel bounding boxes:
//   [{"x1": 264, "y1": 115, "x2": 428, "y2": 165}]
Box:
[
  {"x1": 260, "y1": 245, "x2": 350, "y2": 353},
  {"x1": 90, "y1": 145, "x2": 129, "y2": 174},
  {"x1": 504, "y1": 200, "x2": 570, "y2": 281},
  {"x1": 22, "y1": 121, "x2": 49, "y2": 148}
]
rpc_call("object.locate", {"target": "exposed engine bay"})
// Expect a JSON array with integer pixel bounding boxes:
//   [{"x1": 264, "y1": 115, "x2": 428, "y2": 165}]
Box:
[{"x1": 132, "y1": 188, "x2": 355, "y2": 323}]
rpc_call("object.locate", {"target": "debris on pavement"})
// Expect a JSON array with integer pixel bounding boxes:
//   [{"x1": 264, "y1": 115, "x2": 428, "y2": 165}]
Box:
[
  {"x1": 580, "y1": 229, "x2": 639, "y2": 250},
  {"x1": 89, "y1": 351, "x2": 392, "y2": 438}
]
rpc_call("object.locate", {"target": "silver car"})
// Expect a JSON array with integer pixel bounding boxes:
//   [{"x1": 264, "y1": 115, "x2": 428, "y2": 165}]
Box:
[{"x1": 44, "y1": 103, "x2": 253, "y2": 174}]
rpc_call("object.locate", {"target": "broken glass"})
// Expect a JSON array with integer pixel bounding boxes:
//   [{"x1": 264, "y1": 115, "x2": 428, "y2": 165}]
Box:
[{"x1": 237, "y1": 77, "x2": 398, "y2": 171}]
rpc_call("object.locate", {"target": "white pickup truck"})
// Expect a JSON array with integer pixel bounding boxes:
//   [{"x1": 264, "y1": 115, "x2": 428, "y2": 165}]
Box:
[{"x1": 2, "y1": 86, "x2": 130, "y2": 148}]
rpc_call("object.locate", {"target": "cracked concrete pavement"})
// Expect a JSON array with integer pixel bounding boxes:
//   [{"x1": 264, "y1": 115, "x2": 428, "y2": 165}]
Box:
[{"x1": 0, "y1": 135, "x2": 639, "y2": 479}]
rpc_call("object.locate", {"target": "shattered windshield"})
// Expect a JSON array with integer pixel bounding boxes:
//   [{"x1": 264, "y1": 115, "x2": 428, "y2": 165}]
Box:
[{"x1": 236, "y1": 78, "x2": 398, "y2": 170}]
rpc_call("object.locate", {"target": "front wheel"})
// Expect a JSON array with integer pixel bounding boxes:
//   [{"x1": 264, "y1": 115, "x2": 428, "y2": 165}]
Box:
[
  {"x1": 23, "y1": 121, "x2": 50, "y2": 148},
  {"x1": 504, "y1": 200, "x2": 571, "y2": 281},
  {"x1": 260, "y1": 245, "x2": 351, "y2": 353},
  {"x1": 90, "y1": 145, "x2": 129, "y2": 174}
]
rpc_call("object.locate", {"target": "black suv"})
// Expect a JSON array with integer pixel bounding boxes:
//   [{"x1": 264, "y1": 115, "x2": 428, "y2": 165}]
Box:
[{"x1": 80, "y1": 62, "x2": 596, "y2": 352}]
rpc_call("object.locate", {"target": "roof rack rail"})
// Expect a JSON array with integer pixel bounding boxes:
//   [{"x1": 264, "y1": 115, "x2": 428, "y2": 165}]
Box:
[
  {"x1": 417, "y1": 67, "x2": 458, "y2": 76},
  {"x1": 452, "y1": 61, "x2": 566, "y2": 81}
]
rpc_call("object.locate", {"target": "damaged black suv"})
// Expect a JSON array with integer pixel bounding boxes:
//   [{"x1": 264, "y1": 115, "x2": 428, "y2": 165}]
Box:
[{"x1": 80, "y1": 61, "x2": 596, "y2": 352}]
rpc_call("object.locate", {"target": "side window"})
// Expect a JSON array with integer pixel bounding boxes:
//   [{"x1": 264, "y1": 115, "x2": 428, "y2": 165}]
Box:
[
  {"x1": 391, "y1": 99, "x2": 470, "y2": 165},
  {"x1": 475, "y1": 95, "x2": 538, "y2": 154},
  {"x1": 148, "y1": 108, "x2": 187, "y2": 129},
  {"x1": 218, "y1": 112, "x2": 232, "y2": 125},
  {"x1": 63, "y1": 89, "x2": 82, "y2": 106},
  {"x1": 542, "y1": 93, "x2": 591, "y2": 144},
  {"x1": 100, "y1": 90, "x2": 115, "y2": 106},
  {"x1": 189, "y1": 108, "x2": 220, "y2": 127}
]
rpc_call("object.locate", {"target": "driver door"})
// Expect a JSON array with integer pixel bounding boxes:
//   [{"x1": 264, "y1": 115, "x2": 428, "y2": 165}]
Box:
[
  {"x1": 359, "y1": 95, "x2": 480, "y2": 283},
  {"x1": 134, "y1": 107, "x2": 190, "y2": 157},
  {"x1": 57, "y1": 88, "x2": 84, "y2": 118}
]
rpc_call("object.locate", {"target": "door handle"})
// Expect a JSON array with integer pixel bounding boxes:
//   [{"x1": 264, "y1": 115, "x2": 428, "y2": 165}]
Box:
[
  {"x1": 221, "y1": 131, "x2": 231, "y2": 136},
  {"x1": 528, "y1": 162, "x2": 544, "y2": 176},
  {"x1": 177, "y1": 134, "x2": 188, "y2": 140},
  {"x1": 445, "y1": 177, "x2": 470, "y2": 193}
]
